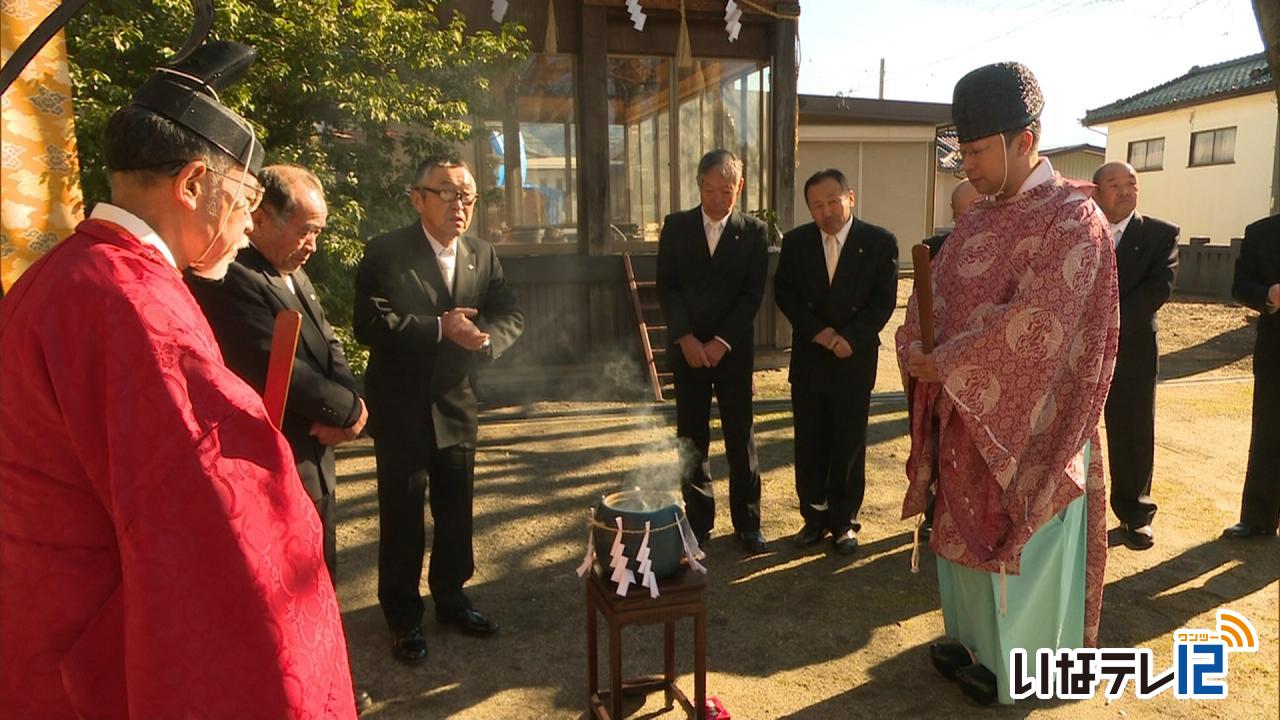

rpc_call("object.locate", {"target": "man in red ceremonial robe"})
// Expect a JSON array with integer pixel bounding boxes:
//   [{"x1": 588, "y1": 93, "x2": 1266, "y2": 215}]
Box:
[
  {"x1": 898, "y1": 62, "x2": 1119, "y2": 706},
  {"x1": 0, "y1": 42, "x2": 355, "y2": 718}
]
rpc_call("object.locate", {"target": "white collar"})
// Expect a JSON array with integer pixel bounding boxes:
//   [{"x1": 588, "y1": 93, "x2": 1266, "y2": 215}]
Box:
[
  {"x1": 823, "y1": 215, "x2": 854, "y2": 247},
  {"x1": 702, "y1": 209, "x2": 730, "y2": 233},
  {"x1": 422, "y1": 223, "x2": 457, "y2": 257},
  {"x1": 90, "y1": 203, "x2": 178, "y2": 269},
  {"x1": 1015, "y1": 157, "x2": 1055, "y2": 196},
  {"x1": 1110, "y1": 210, "x2": 1136, "y2": 237}
]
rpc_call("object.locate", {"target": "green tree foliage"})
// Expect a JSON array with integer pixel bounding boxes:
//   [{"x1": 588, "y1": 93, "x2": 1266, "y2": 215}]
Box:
[{"x1": 66, "y1": 0, "x2": 529, "y2": 373}]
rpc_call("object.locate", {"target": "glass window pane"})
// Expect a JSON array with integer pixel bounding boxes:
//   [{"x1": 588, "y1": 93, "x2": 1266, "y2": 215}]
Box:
[
  {"x1": 607, "y1": 56, "x2": 769, "y2": 244},
  {"x1": 1128, "y1": 141, "x2": 1145, "y2": 169},
  {"x1": 1215, "y1": 127, "x2": 1235, "y2": 163},
  {"x1": 474, "y1": 55, "x2": 578, "y2": 247},
  {"x1": 1149, "y1": 138, "x2": 1163, "y2": 168},
  {"x1": 1191, "y1": 132, "x2": 1214, "y2": 165},
  {"x1": 608, "y1": 56, "x2": 672, "y2": 242}
]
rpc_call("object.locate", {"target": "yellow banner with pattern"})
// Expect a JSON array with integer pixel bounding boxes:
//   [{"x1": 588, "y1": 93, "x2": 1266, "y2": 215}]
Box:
[{"x1": 2, "y1": 0, "x2": 84, "y2": 292}]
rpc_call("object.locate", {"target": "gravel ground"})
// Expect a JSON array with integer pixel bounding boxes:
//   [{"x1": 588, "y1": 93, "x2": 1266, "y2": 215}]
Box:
[{"x1": 335, "y1": 293, "x2": 1277, "y2": 719}]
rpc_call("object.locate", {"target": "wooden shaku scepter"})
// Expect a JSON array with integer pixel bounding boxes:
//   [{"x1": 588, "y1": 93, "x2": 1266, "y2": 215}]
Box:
[{"x1": 262, "y1": 310, "x2": 302, "y2": 429}]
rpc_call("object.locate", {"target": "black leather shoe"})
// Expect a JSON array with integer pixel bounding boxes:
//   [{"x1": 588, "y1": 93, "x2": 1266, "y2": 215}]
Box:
[
  {"x1": 955, "y1": 663, "x2": 998, "y2": 706},
  {"x1": 390, "y1": 626, "x2": 428, "y2": 665},
  {"x1": 1117, "y1": 523, "x2": 1155, "y2": 551},
  {"x1": 735, "y1": 530, "x2": 768, "y2": 554},
  {"x1": 1222, "y1": 522, "x2": 1278, "y2": 539},
  {"x1": 929, "y1": 642, "x2": 974, "y2": 681},
  {"x1": 793, "y1": 521, "x2": 827, "y2": 547},
  {"x1": 354, "y1": 688, "x2": 373, "y2": 715},
  {"x1": 695, "y1": 529, "x2": 711, "y2": 546},
  {"x1": 436, "y1": 607, "x2": 500, "y2": 637},
  {"x1": 833, "y1": 529, "x2": 859, "y2": 556}
]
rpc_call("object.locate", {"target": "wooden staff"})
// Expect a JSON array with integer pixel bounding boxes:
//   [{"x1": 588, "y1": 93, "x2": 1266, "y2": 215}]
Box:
[
  {"x1": 911, "y1": 244, "x2": 935, "y2": 353},
  {"x1": 262, "y1": 310, "x2": 302, "y2": 429}
]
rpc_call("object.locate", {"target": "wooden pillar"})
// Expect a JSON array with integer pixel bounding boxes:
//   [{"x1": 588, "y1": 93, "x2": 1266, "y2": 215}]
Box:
[
  {"x1": 577, "y1": 4, "x2": 610, "y2": 256},
  {"x1": 770, "y1": 4, "x2": 800, "y2": 232}
]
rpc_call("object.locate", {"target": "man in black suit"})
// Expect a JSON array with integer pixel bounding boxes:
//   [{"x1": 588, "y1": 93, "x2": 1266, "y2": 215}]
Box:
[
  {"x1": 775, "y1": 169, "x2": 899, "y2": 555},
  {"x1": 354, "y1": 156, "x2": 523, "y2": 664},
  {"x1": 188, "y1": 164, "x2": 367, "y2": 576},
  {"x1": 1093, "y1": 161, "x2": 1179, "y2": 551},
  {"x1": 1223, "y1": 214, "x2": 1280, "y2": 539},
  {"x1": 923, "y1": 179, "x2": 981, "y2": 259},
  {"x1": 187, "y1": 163, "x2": 372, "y2": 712},
  {"x1": 657, "y1": 149, "x2": 770, "y2": 554}
]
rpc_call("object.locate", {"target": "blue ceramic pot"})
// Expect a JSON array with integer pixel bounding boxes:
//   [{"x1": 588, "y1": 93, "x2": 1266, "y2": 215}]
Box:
[{"x1": 592, "y1": 490, "x2": 685, "y2": 580}]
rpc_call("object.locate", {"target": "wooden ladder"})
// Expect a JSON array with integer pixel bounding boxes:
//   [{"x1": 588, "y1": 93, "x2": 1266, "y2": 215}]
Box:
[{"x1": 623, "y1": 253, "x2": 673, "y2": 402}]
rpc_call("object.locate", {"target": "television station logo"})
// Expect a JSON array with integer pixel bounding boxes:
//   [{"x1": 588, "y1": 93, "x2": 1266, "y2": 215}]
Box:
[{"x1": 1009, "y1": 609, "x2": 1260, "y2": 701}]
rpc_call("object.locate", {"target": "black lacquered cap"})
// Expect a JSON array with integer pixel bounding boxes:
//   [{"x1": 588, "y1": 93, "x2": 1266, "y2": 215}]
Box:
[
  {"x1": 130, "y1": 40, "x2": 263, "y2": 174},
  {"x1": 952, "y1": 61, "x2": 1044, "y2": 143}
]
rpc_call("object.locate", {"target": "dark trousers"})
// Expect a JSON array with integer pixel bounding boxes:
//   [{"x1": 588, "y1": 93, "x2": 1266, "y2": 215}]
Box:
[
  {"x1": 1240, "y1": 342, "x2": 1280, "y2": 531},
  {"x1": 673, "y1": 360, "x2": 761, "y2": 537},
  {"x1": 1104, "y1": 332, "x2": 1159, "y2": 528},
  {"x1": 791, "y1": 386, "x2": 872, "y2": 534},
  {"x1": 313, "y1": 492, "x2": 337, "y2": 587},
  {"x1": 375, "y1": 433, "x2": 475, "y2": 634}
]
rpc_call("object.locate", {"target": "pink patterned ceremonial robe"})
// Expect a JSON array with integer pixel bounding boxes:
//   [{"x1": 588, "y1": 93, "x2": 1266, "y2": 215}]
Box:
[
  {"x1": 897, "y1": 173, "x2": 1119, "y2": 646},
  {"x1": 0, "y1": 219, "x2": 355, "y2": 718}
]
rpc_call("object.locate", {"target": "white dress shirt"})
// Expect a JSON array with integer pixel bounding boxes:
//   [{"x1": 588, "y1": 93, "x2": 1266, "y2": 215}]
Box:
[
  {"x1": 1109, "y1": 211, "x2": 1135, "y2": 250},
  {"x1": 702, "y1": 210, "x2": 726, "y2": 257},
  {"x1": 425, "y1": 225, "x2": 459, "y2": 342},
  {"x1": 823, "y1": 215, "x2": 853, "y2": 284},
  {"x1": 90, "y1": 203, "x2": 177, "y2": 269},
  {"x1": 425, "y1": 225, "x2": 458, "y2": 291},
  {"x1": 700, "y1": 210, "x2": 733, "y2": 351}
]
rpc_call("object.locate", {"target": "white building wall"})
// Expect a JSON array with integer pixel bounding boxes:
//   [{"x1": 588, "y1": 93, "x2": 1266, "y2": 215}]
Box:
[{"x1": 1097, "y1": 92, "x2": 1276, "y2": 244}]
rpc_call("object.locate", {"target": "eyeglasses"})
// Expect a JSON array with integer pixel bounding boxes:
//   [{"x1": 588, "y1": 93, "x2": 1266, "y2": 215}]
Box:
[
  {"x1": 412, "y1": 186, "x2": 477, "y2": 206},
  {"x1": 208, "y1": 167, "x2": 264, "y2": 212}
]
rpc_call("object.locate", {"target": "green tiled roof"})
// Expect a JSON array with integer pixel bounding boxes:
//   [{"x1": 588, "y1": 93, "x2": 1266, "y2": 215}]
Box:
[{"x1": 1084, "y1": 53, "x2": 1273, "y2": 125}]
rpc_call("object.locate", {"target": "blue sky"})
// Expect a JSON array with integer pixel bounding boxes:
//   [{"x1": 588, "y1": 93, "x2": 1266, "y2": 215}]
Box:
[{"x1": 796, "y1": 0, "x2": 1264, "y2": 148}]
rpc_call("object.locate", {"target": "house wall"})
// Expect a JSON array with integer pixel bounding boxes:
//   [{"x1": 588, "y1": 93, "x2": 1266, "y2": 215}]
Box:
[
  {"x1": 1099, "y1": 91, "x2": 1276, "y2": 245},
  {"x1": 796, "y1": 124, "x2": 936, "y2": 263},
  {"x1": 1044, "y1": 149, "x2": 1104, "y2": 182},
  {"x1": 932, "y1": 170, "x2": 964, "y2": 233}
]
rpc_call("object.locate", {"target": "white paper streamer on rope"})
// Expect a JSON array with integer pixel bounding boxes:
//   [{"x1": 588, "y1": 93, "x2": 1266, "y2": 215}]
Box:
[
  {"x1": 609, "y1": 516, "x2": 636, "y2": 595},
  {"x1": 724, "y1": 1, "x2": 743, "y2": 42},
  {"x1": 575, "y1": 508, "x2": 597, "y2": 577},
  {"x1": 676, "y1": 513, "x2": 708, "y2": 574},
  {"x1": 636, "y1": 521, "x2": 660, "y2": 598},
  {"x1": 625, "y1": 0, "x2": 647, "y2": 31},
  {"x1": 490, "y1": 0, "x2": 508, "y2": 22}
]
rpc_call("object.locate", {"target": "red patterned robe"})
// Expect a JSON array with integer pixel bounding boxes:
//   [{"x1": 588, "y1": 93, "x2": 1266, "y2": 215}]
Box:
[
  {"x1": 897, "y1": 165, "x2": 1119, "y2": 647},
  {"x1": 0, "y1": 215, "x2": 355, "y2": 718}
]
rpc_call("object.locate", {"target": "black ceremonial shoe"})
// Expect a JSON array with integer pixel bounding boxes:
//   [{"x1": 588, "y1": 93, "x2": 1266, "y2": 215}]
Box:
[
  {"x1": 735, "y1": 530, "x2": 768, "y2": 554},
  {"x1": 793, "y1": 521, "x2": 828, "y2": 547},
  {"x1": 955, "y1": 663, "x2": 998, "y2": 706},
  {"x1": 929, "y1": 642, "x2": 974, "y2": 681},
  {"x1": 390, "y1": 626, "x2": 428, "y2": 665},
  {"x1": 1222, "y1": 522, "x2": 1277, "y2": 539},
  {"x1": 436, "y1": 607, "x2": 500, "y2": 638}
]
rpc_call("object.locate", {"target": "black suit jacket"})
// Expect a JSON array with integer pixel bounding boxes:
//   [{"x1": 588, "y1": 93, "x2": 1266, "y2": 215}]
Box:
[
  {"x1": 1234, "y1": 214, "x2": 1280, "y2": 356},
  {"x1": 1114, "y1": 212, "x2": 1179, "y2": 341},
  {"x1": 775, "y1": 218, "x2": 899, "y2": 391},
  {"x1": 353, "y1": 223, "x2": 523, "y2": 449},
  {"x1": 187, "y1": 246, "x2": 361, "y2": 500},
  {"x1": 656, "y1": 207, "x2": 769, "y2": 374}
]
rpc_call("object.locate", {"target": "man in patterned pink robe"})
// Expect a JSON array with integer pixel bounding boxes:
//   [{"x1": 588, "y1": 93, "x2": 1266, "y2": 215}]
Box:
[
  {"x1": 0, "y1": 42, "x2": 354, "y2": 718},
  {"x1": 897, "y1": 62, "x2": 1119, "y2": 706}
]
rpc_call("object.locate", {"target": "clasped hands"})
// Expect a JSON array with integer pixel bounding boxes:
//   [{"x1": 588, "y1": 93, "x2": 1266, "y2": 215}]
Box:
[
  {"x1": 442, "y1": 306, "x2": 489, "y2": 351},
  {"x1": 811, "y1": 327, "x2": 853, "y2": 359},
  {"x1": 677, "y1": 334, "x2": 728, "y2": 368}
]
